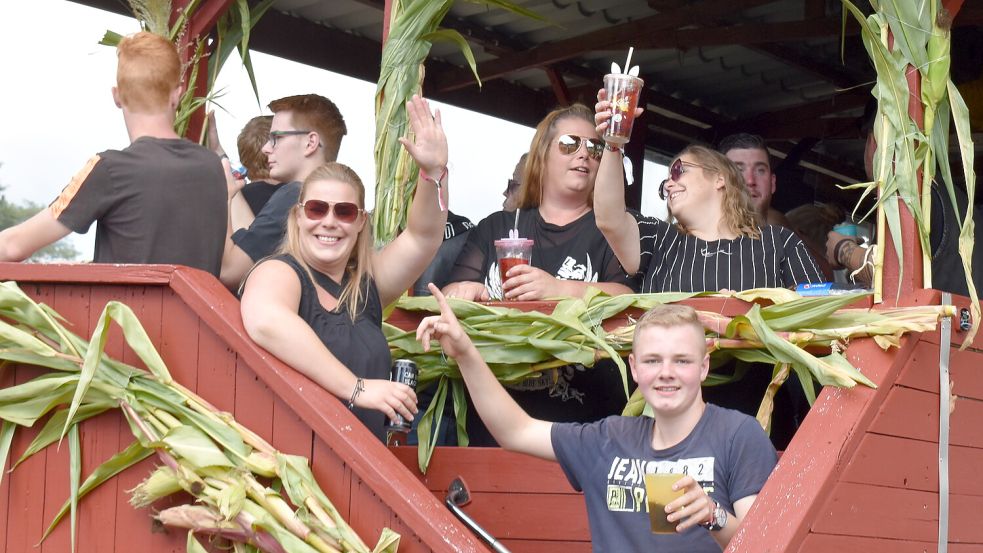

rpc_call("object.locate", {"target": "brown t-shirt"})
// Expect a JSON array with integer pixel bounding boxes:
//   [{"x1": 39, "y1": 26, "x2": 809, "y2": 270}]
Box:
[{"x1": 51, "y1": 137, "x2": 227, "y2": 275}]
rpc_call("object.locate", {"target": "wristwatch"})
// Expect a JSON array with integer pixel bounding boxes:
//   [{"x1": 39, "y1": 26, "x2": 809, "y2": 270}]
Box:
[{"x1": 700, "y1": 500, "x2": 728, "y2": 532}]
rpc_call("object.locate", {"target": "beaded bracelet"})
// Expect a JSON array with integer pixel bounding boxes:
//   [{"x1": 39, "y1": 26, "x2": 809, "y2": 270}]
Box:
[{"x1": 347, "y1": 378, "x2": 365, "y2": 410}]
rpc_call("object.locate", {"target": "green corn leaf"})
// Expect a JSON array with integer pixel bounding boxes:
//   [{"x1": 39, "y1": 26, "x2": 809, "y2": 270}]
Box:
[
  {"x1": 187, "y1": 532, "x2": 210, "y2": 553},
  {"x1": 40, "y1": 440, "x2": 152, "y2": 542},
  {"x1": 759, "y1": 294, "x2": 871, "y2": 331},
  {"x1": 0, "y1": 420, "x2": 15, "y2": 489},
  {"x1": 98, "y1": 30, "x2": 123, "y2": 47},
  {"x1": 371, "y1": 527, "x2": 402, "y2": 553},
  {"x1": 159, "y1": 425, "x2": 234, "y2": 469},
  {"x1": 421, "y1": 28, "x2": 481, "y2": 86},
  {"x1": 416, "y1": 376, "x2": 448, "y2": 473},
  {"x1": 451, "y1": 378, "x2": 469, "y2": 447},
  {"x1": 69, "y1": 423, "x2": 80, "y2": 553},
  {"x1": 0, "y1": 375, "x2": 83, "y2": 427},
  {"x1": 218, "y1": 478, "x2": 247, "y2": 521},
  {"x1": 13, "y1": 401, "x2": 114, "y2": 471}
]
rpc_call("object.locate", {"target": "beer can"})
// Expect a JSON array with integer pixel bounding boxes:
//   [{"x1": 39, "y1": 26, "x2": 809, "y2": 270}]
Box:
[{"x1": 386, "y1": 359, "x2": 418, "y2": 433}]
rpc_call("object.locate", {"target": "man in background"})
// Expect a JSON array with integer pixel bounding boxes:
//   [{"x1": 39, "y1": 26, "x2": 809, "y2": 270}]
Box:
[{"x1": 0, "y1": 31, "x2": 226, "y2": 275}]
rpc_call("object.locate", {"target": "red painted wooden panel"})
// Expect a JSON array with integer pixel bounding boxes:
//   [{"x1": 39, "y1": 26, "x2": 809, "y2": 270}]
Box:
[
  {"x1": 4, "y1": 365, "x2": 50, "y2": 553},
  {"x1": 391, "y1": 446, "x2": 578, "y2": 494},
  {"x1": 0, "y1": 263, "x2": 175, "y2": 285},
  {"x1": 158, "y1": 289, "x2": 199, "y2": 393},
  {"x1": 726, "y1": 336, "x2": 919, "y2": 553},
  {"x1": 841, "y1": 433, "x2": 983, "y2": 496},
  {"x1": 196, "y1": 322, "x2": 238, "y2": 414},
  {"x1": 311, "y1": 437, "x2": 353, "y2": 521},
  {"x1": 800, "y1": 533, "x2": 982, "y2": 553},
  {"x1": 445, "y1": 491, "x2": 590, "y2": 542},
  {"x1": 500, "y1": 539, "x2": 592, "y2": 553},
  {"x1": 0, "y1": 362, "x2": 13, "y2": 544},
  {"x1": 812, "y1": 481, "x2": 983, "y2": 543},
  {"x1": 869, "y1": 386, "x2": 983, "y2": 448},
  {"x1": 895, "y1": 341, "x2": 983, "y2": 401}
]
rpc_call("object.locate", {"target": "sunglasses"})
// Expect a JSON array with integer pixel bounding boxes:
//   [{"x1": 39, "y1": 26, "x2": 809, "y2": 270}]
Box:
[
  {"x1": 659, "y1": 158, "x2": 719, "y2": 200},
  {"x1": 299, "y1": 199, "x2": 363, "y2": 223},
  {"x1": 267, "y1": 130, "x2": 312, "y2": 148},
  {"x1": 557, "y1": 134, "x2": 604, "y2": 160}
]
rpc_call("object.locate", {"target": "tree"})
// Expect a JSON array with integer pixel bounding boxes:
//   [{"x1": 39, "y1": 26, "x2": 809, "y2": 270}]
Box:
[{"x1": 0, "y1": 182, "x2": 80, "y2": 262}]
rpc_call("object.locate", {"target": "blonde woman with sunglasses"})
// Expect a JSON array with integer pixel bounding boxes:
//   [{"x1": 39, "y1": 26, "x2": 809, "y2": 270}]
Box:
[
  {"x1": 443, "y1": 104, "x2": 636, "y2": 446},
  {"x1": 593, "y1": 94, "x2": 823, "y2": 293},
  {"x1": 239, "y1": 95, "x2": 448, "y2": 442}
]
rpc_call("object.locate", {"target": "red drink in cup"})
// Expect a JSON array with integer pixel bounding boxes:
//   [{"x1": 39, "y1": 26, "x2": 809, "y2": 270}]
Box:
[
  {"x1": 603, "y1": 73, "x2": 644, "y2": 145},
  {"x1": 494, "y1": 238, "x2": 534, "y2": 298}
]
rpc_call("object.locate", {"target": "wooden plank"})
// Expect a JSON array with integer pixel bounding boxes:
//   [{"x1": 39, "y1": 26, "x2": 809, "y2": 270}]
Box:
[
  {"x1": 5, "y1": 365, "x2": 50, "y2": 553},
  {"x1": 869, "y1": 386, "x2": 983, "y2": 448},
  {"x1": 232, "y1": 359, "x2": 275, "y2": 445},
  {"x1": 270, "y1": 395, "x2": 313, "y2": 459},
  {"x1": 500, "y1": 540, "x2": 591, "y2": 553},
  {"x1": 195, "y1": 323, "x2": 237, "y2": 413},
  {"x1": 0, "y1": 263, "x2": 176, "y2": 285},
  {"x1": 391, "y1": 446, "x2": 577, "y2": 494},
  {"x1": 841, "y1": 433, "x2": 983, "y2": 496},
  {"x1": 726, "y1": 336, "x2": 919, "y2": 553},
  {"x1": 895, "y1": 341, "x2": 983, "y2": 401},
  {"x1": 311, "y1": 437, "x2": 353, "y2": 521},
  {"x1": 800, "y1": 533, "x2": 983, "y2": 553},
  {"x1": 158, "y1": 289, "x2": 198, "y2": 392},
  {"x1": 812, "y1": 481, "x2": 983, "y2": 543},
  {"x1": 440, "y1": 491, "x2": 590, "y2": 542},
  {"x1": 0, "y1": 362, "x2": 13, "y2": 546}
]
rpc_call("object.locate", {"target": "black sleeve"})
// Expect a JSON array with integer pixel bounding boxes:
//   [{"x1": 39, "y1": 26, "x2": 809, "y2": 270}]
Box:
[
  {"x1": 776, "y1": 226, "x2": 824, "y2": 287},
  {"x1": 447, "y1": 216, "x2": 495, "y2": 284},
  {"x1": 232, "y1": 183, "x2": 300, "y2": 261}
]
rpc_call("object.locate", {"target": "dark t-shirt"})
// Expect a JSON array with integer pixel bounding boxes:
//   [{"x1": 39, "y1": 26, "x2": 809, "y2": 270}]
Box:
[
  {"x1": 232, "y1": 181, "x2": 301, "y2": 261},
  {"x1": 51, "y1": 137, "x2": 227, "y2": 275},
  {"x1": 552, "y1": 405, "x2": 777, "y2": 553},
  {"x1": 633, "y1": 213, "x2": 823, "y2": 293},
  {"x1": 413, "y1": 211, "x2": 474, "y2": 295},
  {"x1": 241, "y1": 180, "x2": 280, "y2": 215},
  {"x1": 449, "y1": 208, "x2": 637, "y2": 298},
  {"x1": 269, "y1": 253, "x2": 391, "y2": 442}
]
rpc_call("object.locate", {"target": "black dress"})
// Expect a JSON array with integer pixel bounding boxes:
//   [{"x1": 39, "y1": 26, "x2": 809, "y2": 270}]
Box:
[{"x1": 276, "y1": 254, "x2": 392, "y2": 441}]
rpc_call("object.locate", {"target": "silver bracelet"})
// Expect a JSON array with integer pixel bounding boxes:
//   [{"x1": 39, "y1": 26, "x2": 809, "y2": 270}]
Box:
[{"x1": 347, "y1": 378, "x2": 365, "y2": 410}]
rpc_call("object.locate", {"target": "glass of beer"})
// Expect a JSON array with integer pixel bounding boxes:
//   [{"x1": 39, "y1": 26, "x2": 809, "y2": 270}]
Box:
[{"x1": 644, "y1": 473, "x2": 685, "y2": 534}]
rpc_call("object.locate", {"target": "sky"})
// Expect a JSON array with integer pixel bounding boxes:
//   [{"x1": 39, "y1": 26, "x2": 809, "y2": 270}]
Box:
[{"x1": 0, "y1": 0, "x2": 667, "y2": 260}]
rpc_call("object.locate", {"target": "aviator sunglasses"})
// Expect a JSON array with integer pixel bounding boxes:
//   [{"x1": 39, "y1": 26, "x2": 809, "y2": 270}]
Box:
[
  {"x1": 659, "y1": 158, "x2": 718, "y2": 200},
  {"x1": 557, "y1": 134, "x2": 604, "y2": 160},
  {"x1": 299, "y1": 199, "x2": 363, "y2": 223}
]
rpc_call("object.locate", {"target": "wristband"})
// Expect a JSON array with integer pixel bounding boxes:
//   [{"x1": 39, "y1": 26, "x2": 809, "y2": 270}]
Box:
[
  {"x1": 833, "y1": 238, "x2": 856, "y2": 266},
  {"x1": 347, "y1": 378, "x2": 365, "y2": 410},
  {"x1": 604, "y1": 142, "x2": 622, "y2": 153},
  {"x1": 419, "y1": 167, "x2": 448, "y2": 212}
]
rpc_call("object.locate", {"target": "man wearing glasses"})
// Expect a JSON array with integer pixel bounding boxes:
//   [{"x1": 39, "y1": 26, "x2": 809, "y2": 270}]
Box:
[
  {"x1": 220, "y1": 94, "x2": 347, "y2": 289},
  {"x1": 0, "y1": 32, "x2": 227, "y2": 274}
]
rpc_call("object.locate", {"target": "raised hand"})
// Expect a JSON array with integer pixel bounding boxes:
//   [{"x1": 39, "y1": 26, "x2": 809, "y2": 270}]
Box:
[
  {"x1": 416, "y1": 283, "x2": 476, "y2": 359},
  {"x1": 398, "y1": 95, "x2": 448, "y2": 178}
]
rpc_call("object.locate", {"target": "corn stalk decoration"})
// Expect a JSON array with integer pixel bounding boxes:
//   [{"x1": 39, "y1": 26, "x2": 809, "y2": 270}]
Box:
[
  {"x1": 387, "y1": 288, "x2": 953, "y2": 473},
  {"x1": 839, "y1": 0, "x2": 978, "y2": 344},
  {"x1": 372, "y1": 0, "x2": 546, "y2": 246},
  {"x1": 0, "y1": 282, "x2": 398, "y2": 553},
  {"x1": 98, "y1": 0, "x2": 275, "y2": 141}
]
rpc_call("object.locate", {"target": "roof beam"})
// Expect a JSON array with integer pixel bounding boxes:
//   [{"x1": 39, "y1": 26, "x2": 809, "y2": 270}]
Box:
[{"x1": 432, "y1": 0, "x2": 781, "y2": 92}]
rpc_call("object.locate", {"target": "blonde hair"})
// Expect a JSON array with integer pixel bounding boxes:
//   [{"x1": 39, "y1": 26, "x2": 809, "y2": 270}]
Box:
[
  {"x1": 632, "y1": 304, "x2": 706, "y2": 355},
  {"x1": 279, "y1": 163, "x2": 373, "y2": 320},
  {"x1": 671, "y1": 145, "x2": 760, "y2": 239},
  {"x1": 116, "y1": 31, "x2": 181, "y2": 113},
  {"x1": 237, "y1": 116, "x2": 273, "y2": 180},
  {"x1": 516, "y1": 104, "x2": 596, "y2": 210}
]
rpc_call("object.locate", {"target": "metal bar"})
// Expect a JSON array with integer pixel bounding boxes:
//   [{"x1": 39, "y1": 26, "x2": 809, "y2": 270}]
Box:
[
  {"x1": 938, "y1": 292, "x2": 951, "y2": 553},
  {"x1": 445, "y1": 499, "x2": 512, "y2": 553}
]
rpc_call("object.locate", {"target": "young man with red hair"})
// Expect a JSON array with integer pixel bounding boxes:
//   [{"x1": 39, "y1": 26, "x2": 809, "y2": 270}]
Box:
[{"x1": 0, "y1": 31, "x2": 227, "y2": 274}]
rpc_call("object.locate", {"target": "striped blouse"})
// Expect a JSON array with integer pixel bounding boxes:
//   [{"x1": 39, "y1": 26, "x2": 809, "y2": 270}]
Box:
[{"x1": 632, "y1": 213, "x2": 824, "y2": 293}]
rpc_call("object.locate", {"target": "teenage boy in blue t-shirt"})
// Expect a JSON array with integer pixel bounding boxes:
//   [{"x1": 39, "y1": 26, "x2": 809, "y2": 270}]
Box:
[{"x1": 416, "y1": 284, "x2": 777, "y2": 552}]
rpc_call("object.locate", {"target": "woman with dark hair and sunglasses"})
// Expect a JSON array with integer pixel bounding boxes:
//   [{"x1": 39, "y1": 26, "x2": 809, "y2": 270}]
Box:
[
  {"x1": 593, "y1": 96, "x2": 823, "y2": 293},
  {"x1": 239, "y1": 95, "x2": 448, "y2": 441},
  {"x1": 442, "y1": 104, "x2": 636, "y2": 446}
]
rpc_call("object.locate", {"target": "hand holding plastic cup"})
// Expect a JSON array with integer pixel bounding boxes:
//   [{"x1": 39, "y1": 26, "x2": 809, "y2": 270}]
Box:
[
  {"x1": 644, "y1": 473, "x2": 685, "y2": 534},
  {"x1": 494, "y1": 238, "x2": 534, "y2": 297},
  {"x1": 602, "y1": 73, "x2": 644, "y2": 145}
]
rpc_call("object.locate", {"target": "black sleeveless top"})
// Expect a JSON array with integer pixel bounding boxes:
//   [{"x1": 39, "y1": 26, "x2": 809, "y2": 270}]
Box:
[{"x1": 276, "y1": 254, "x2": 392, "y2": 441}]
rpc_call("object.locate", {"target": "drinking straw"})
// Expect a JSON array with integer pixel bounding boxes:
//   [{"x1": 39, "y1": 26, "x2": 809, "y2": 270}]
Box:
[
  {"x1": 624, "y1": 47, "x2": 634, "y2": 75},
  {"x1": 511, "y1": 209, "x2": 520, "y2": 238}
]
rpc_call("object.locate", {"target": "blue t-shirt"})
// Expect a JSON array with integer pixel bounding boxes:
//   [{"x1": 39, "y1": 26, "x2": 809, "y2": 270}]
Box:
[{"x1": 551, "y1": 405, "x2": 777, "y2": 552}]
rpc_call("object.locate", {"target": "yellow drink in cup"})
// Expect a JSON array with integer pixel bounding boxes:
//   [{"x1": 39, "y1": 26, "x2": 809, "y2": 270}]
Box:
[{"x1": 644, "y1": 473, "x2": 685, "y2": 534}]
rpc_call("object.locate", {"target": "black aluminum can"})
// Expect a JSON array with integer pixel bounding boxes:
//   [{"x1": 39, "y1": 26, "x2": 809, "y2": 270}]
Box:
[{"x1": 386, "y1": 359, "x2": 418, "y2": 433}]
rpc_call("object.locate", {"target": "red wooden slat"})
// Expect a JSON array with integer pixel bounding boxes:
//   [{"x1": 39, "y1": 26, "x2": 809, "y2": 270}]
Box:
[
  {"x1": 895, "y1": 341, "x2": 983, "y2": 401},
  {"x1": 500, "y1": 539, "x2": 592, "y2": 553},
  {"x1": 0, "y1": 362, "x2": 13, "y2": 545},
  {"x1": 0, "y1": 262, "x2": 175, "y2": 284},
  {"x1": 800, "y1": 533, "x2": 982, "y2": 553},
  {"x1": 196, "y1": 323, "x2": 237, "y2": 413},
  {"x1": 869, "y1": 385, "x2": 983, "y2": 448},
  {"x1": 812, "y1": 481, "x2": 983, "y2": 543},
  {"x1": 5, "y1": 365, "x2": 50, "y2": 552},
  {"x1": 725, "y1": 335, "x2": 919, "y2": 553},
  {"x1": 311, "y1": 437, "x2": 353, "y2": 522},
  {"x1": 391, "y1": 446, "x2": 578, "y2": 494},
  {"x1": 447, "y1": 492, "x2": 590, "y2": 542},
  {"x1": 232, "y1": 359, "x2": 275, "y2": 445},
  {"x1": 158, "y1": 289, "x2": 199, "y2": 392},
  {"x1": 841, "y1": 433, "x2": 983, "y2": 496}
]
